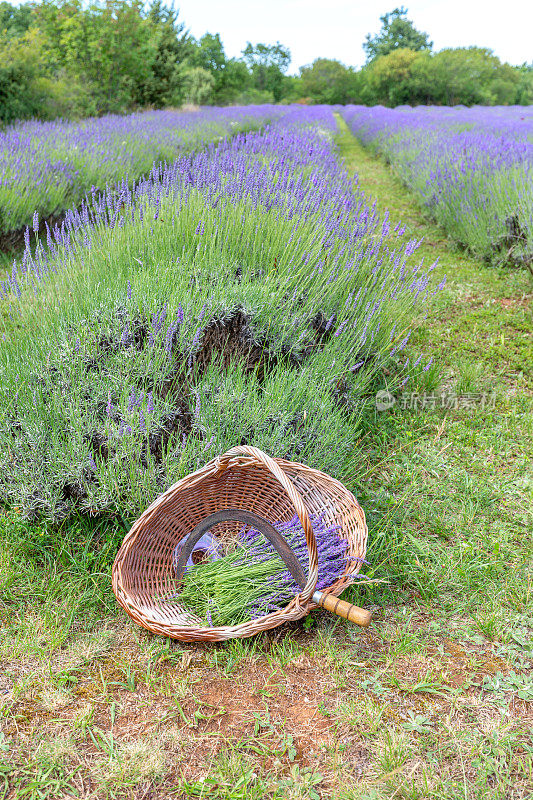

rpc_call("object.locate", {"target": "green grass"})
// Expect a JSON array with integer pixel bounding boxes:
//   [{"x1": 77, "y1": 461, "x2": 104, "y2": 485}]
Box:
[{"x1": 0, "y1": 118, "x2": 531, "y2": 800}]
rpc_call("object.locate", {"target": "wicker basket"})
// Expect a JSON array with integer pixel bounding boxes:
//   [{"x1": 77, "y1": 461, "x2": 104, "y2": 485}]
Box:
[{"x1": 112, "y1": 445, "x2": 368, "y2": 642}]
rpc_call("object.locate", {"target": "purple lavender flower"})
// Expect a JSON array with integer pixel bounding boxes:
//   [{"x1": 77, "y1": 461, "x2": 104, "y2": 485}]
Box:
[
  {"x1": 325, "y1": 313, "x2": 335, "y2": 332},
  {"x1": 398, "y1": 333, "x2": 411, "y2": 351},
  {"x1": 164, "y1": 322, "x2": 178, "y2": 353},
  {"x1": 334, "y1": 320, "x2": 348, "y2": 337},
  {"x1": 231, "y1": 512, "x2": 356, "y2": 613},
  {"x1": 191, "y1": 327, "x2": 201, "y2": 348},
  {"x1": 203, "y1": 435, "x2": 215, "y2": 451}
]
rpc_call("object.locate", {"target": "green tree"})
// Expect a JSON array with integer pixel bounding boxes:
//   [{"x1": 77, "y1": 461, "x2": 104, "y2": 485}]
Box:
[
  {"x1": 299, "y1": 59, "x2": 360, "y2": 104},
  {"x1": 242, "y1": 42, "x2": 290, "y2": 101},
  {"x1": 362, "y1": 46, "x2": 521, "y2": 107},
  {"x1": 34, "y1": 0, "x2": 157, "y2": 113},
  {"x1": 215, "y1": 58, "x2": 249, "y2": 104},
  {"x1": 189, "y1": 33, "x2": 249, "y2": 104},
  {"x1": 423, "y1": 47, "x2": 518, "y2": 106},
  {"x1": 0, "y1": 25, "x2": 91, "y2": 124},
  {"x1": 513, "y1": 63, "x2": 533, "y2": 105},
  {"x1": 142, "y1": 1, "x2": 191, "y2": 107},
  {"x1": 181, "y1": 66, "x2": 214, "y2": 105},
  {"x1": 190, "y1": 32, "x2": 226, "y2": 75},
  {"x1": 365, "y1": 48, "x2": 429, "y2": 105},
  {"x1": 364, "y1": 7, "x2": 432, "y2": 63},
  {"x1": 0, "y1": 28, "x2": 48, "y2": 123},
  {"x1": 0, "y1": 2, "x2": 33, "y2": 37}
]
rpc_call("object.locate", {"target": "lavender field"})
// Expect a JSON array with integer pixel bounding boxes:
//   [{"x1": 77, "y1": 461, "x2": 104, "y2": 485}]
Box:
[
  {"x1": 0, "y1": 105, "x2": 290, "y2": 243},
  {"x1": 0, "y1": 105, "x2": 435, "y2": 522},
  {"x1": 342, "y1": 105, "x2": 533, "y2": 271},
  {"x1": 0, "y1": 102, "x2": 531, "y2": 800}
]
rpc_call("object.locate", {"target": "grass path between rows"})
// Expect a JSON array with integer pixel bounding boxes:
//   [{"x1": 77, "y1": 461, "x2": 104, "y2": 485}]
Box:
[{"x1": 0, "y1": 120, "x2": 532, "y2": 800}]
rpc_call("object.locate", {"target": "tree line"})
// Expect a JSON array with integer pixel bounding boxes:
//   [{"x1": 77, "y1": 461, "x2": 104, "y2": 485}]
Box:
[{"x1": 0, "y1": 2, "x2": 531, "y2": 124}]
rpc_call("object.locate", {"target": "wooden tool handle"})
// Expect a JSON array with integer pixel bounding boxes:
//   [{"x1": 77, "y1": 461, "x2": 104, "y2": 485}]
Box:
[{"x1": 313, "y1": 591, "x2": 372, "y2": 627}]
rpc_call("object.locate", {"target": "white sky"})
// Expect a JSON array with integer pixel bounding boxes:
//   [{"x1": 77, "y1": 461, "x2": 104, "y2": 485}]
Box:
[{"x1": 177, "y1": 0, "x2": 533, "y2": 72}]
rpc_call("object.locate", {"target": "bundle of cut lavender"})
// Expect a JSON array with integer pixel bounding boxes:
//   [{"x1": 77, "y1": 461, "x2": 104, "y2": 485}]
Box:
[{"x1": 175, "y1": 513, "x2": 364, "y2": 627}]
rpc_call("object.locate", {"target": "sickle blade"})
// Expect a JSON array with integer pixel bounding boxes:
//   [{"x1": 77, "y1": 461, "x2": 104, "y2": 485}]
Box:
[{"x1": 174, "y1": 508, "x2": 308, "y2": 589}]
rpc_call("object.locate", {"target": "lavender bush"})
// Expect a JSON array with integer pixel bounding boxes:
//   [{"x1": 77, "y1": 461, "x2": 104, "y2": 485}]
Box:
[
  {"x1": 0, "y1": 107, "x2": 438, "y2": 523},
  {"x1": 342, "y1": 105, "x2": 533, "y2": 271},
  {"x1": 0, "y1": 105, "x2": 290, "y2": 241}
]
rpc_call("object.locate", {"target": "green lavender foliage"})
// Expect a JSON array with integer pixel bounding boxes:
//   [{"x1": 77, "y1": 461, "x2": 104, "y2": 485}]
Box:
[
  {"x1": 176, "y1": 547, "x2": 290, "y2": 627},
  {"x1": 0, "y1": 117, "x2": 436, "y2": 526}
]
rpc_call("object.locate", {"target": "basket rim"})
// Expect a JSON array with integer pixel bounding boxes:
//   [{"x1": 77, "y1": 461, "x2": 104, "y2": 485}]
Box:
[{"x1": 112, "y1": 446, "x2": 368, "y2": 641}]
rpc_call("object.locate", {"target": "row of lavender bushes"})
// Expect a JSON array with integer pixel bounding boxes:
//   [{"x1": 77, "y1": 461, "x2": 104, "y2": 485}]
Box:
[
  {"x1": 341, "y1": 105, "x2": 533, "y2": 271},
  {"x1": 0, "y1": 105, "x2": 292, "y2": 239},
  {"x1": 0, "y1": 106, "x2": 439, "y2": 526}
]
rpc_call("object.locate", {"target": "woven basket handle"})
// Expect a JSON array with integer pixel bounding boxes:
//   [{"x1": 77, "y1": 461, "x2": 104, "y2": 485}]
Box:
[{"x1": 216, "y1": 445, "x2": 318, "y2": 602}]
